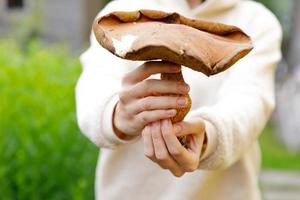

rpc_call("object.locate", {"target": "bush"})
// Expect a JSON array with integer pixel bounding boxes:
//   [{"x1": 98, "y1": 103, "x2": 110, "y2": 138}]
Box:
[{"x1": 0, "y1": 40, "x2": 98, "y2": 200}]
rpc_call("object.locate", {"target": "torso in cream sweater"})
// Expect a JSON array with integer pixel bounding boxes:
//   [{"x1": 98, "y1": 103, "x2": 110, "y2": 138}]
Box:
[{"x1": 76, "y1": 0, "x2": 282, "y2": 199}]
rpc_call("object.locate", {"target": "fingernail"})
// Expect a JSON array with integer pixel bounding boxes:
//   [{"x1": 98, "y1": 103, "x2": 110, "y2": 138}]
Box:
[
  {"x1": 167, "y1": 109, "x2": 176, "y2": 116},
  {"x1": 177, "y1": 97, "x2": 187, "y2": 107},
  {"x1": 178, "y1": 84, "x2": 190, "y2": 93}
]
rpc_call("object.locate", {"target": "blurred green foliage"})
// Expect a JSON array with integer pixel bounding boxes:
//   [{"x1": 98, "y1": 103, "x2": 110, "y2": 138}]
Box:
[
  {"x1": 260, "y1": 126, "x2": 300, "y2": 170},
  {"x1": 0, "y1": 40, "x2": 98, "y2": 200}
]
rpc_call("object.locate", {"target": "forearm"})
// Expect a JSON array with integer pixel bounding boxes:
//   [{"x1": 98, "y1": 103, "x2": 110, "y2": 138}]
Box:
[
  {"x1": 192, "y1": 10, "x2": 282, "y2": 170},
  {"x1": 191, "y1": 87, "x2": 274, "y2": 170}
]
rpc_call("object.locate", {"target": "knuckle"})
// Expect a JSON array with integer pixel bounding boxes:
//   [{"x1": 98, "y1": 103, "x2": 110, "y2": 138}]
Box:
[
  {"x1": 151, "y1": 131, "x2": 161, "y2": 140},
  {"x1": 156, "y1": 153, "x2": 168, "y2": 162},
  {"x1": 122, "y1": 104, "x2": 131, "y2": 114},
  {"x1": 143, "y1": 80, "x2": 154, "y2": 92},
  {"x1": 121, "y1": 74, "x2": 130, "y2": 86},
  {"x1": 143, "y1": 104, "x2": 151, "y2": 111},
  {"x1": 139, "y1": 114, "x2": 149, "y2": 124},
  {"x1": 140, "y1": 63, "x2": 149, "y2": 73},
  {"x1": 159, "y1": 164, "x2": 168, "y2": 169},
  {"x1": 140, "y1": 98, "x2": 152, "y2": 110},
  {"x1": 170, "y1": 148, "x2": 183, "y2": 157},
  {"x1": 144, "y1": 149, "x2": 154, "y2": 159},
  {"x1": 173, "y1": 171, "x2": 184, "y2": 177},
  {"x1": 185, "y1": 163, "x2": 198, "y2": 172},
  {"x1": 143, "y1": 62, "x2": 159, "y2": 73},
  {"x1": 185, "y1": 167, "x2": 193, "y2": 173},
  {"x1": 118, "y1": 90, "x2": 128, "y2": 104}
]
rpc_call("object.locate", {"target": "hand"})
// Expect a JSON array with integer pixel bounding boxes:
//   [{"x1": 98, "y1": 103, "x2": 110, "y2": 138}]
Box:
[
  {"x1": 142, "y1": 118, "x2": 206, "y2": 177},
  {"x1": 113, "y1": 61, "x2": 190, "y2": 138}
]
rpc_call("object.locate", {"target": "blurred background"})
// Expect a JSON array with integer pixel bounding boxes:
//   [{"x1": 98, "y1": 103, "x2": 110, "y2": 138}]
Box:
[{"x1": 0, "y1": 0, "x2": 299, "y2": 199}]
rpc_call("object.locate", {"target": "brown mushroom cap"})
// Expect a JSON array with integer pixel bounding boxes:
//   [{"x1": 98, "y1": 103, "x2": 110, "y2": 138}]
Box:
[{"x1": 93, "y1": 9, "x2": 253, "y2": 76}]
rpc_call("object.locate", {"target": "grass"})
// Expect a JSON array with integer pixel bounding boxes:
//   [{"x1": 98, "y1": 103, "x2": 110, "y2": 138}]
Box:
[{"x1": 0, "y1": 39, "x2": 299, "y2": 199}]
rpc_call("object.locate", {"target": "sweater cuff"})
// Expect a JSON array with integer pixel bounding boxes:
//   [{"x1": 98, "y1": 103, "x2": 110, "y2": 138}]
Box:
[
  {"x1": 200, "y1": 120, "x2": 218, "y2": 161},
  {"x1": 102, "y1": 94, "x2": 140, "y2": 145}
]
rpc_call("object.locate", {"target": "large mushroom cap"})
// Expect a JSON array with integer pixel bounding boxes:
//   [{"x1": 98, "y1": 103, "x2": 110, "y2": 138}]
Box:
[{"x1": 93, "y1": 9, "x2": 253, "y2": 76}]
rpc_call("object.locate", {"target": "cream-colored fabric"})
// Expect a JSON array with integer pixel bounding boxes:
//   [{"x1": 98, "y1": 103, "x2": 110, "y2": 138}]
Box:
[{"x1": 75, "y1": 0, "x2": 282, "y2": 199}]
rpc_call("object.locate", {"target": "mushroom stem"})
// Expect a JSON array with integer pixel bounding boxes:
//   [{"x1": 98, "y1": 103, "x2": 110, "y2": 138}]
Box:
[{"x1": 160, "y1": 63, "x2": 192, "y2": 147}]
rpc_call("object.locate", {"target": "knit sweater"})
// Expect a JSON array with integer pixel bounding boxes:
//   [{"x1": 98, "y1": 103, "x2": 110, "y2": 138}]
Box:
[{"x1": 75, "y1": 0, "x2": 282, "y2": 199}]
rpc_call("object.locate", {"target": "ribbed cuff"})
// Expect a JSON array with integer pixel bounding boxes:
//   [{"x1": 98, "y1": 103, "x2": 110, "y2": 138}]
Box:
[
  {"x1": 200, "y1": 120, "x2": 218, "y2": 161},
  {"x1": 102, "y1": 94, "x2": 140, "y2": 145},
  {"x1": 185, "y1": 108, "x2": 218, "y2": 162}
]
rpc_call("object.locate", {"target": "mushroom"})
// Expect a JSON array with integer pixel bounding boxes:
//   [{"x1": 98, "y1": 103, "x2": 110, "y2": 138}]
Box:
[{"x1": 93, "y1": 9, "x2": 253, "y2": 146}]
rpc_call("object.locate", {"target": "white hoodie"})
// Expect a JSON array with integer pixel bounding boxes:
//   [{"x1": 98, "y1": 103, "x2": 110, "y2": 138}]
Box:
[{"x1": 75, "y1": 0, "x2": 282, "y2": 199}]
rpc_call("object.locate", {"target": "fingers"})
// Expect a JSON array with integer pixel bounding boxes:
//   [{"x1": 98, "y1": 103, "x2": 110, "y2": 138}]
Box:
[
  {"x1": 186, "y1": 133, "x2": 205, "y2": 158},
  {"x1": 116, "y1": 60, "x2": 187, "y2": 137},
  {"x1": 150, "y1": 121, "x2": 185, "y2": 177},
  {"x1": 142, "y1": 125, "x2": 155, "y2": 161},
  {"x1": 152, "y1": 121, "x2": 170, "y2": 162},
  {"x1": 122, "y1": 61, "x2": 181, "y2": 85},
  {"x1": 161, "y1": 119, "x2": 199, "y2": 172},
  {"x1": 119, "y1": 79, "x2": 189, "y2": 104},
  {"x1": 128, "y1": 96, "x2": 188, "y2": 114},
  {"x1": 142, "y1": 121, "x2": 185, "y2": 177},
  {"x1": 136, "y1": 109, "x2": 177, "y2": 128},
  {"x1": 142, "y1": 119, "x2": 206, "y2": 175},
  {"x1": 172, "y1": 119, "x2": 206, "y2": 164},
  {"x1": 132, "y1": 79, "x2": 190, "y2": 99}
]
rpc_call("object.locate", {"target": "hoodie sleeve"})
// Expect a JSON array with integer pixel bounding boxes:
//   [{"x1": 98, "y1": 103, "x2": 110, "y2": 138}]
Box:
[
  {"x1": 75, "y1": 1, "x2": 142, "y2": 149},
  {"x1": 75, "y1": 0, "x2": 178, "y2": 149},
  {"x1": 189, "y1": 6, "x2": 283, "y2": 170}
]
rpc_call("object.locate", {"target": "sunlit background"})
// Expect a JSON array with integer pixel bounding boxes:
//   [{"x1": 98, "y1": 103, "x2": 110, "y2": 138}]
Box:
[{"x1": 0, "y1": 0, "x2": 299, "y2": 199}]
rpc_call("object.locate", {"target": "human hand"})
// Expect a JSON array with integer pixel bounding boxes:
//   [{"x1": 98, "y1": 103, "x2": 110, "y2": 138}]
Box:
[
  {"x1": 113, "y1": 61, "x2": 190, "y2": 138},
  {"x1": 142, "y1": 118, "x2": 206, "y2": 177}
]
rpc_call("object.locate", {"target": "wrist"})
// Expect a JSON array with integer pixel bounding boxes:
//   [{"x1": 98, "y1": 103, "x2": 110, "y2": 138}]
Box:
[{"x1": 113, "y1": 102, "x2": 137, "y2": 141}]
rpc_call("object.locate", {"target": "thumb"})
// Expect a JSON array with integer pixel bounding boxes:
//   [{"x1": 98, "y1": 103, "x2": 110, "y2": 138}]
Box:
[{"x1": 173, "y1": 118, "x2": 205, "y2": 137}]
